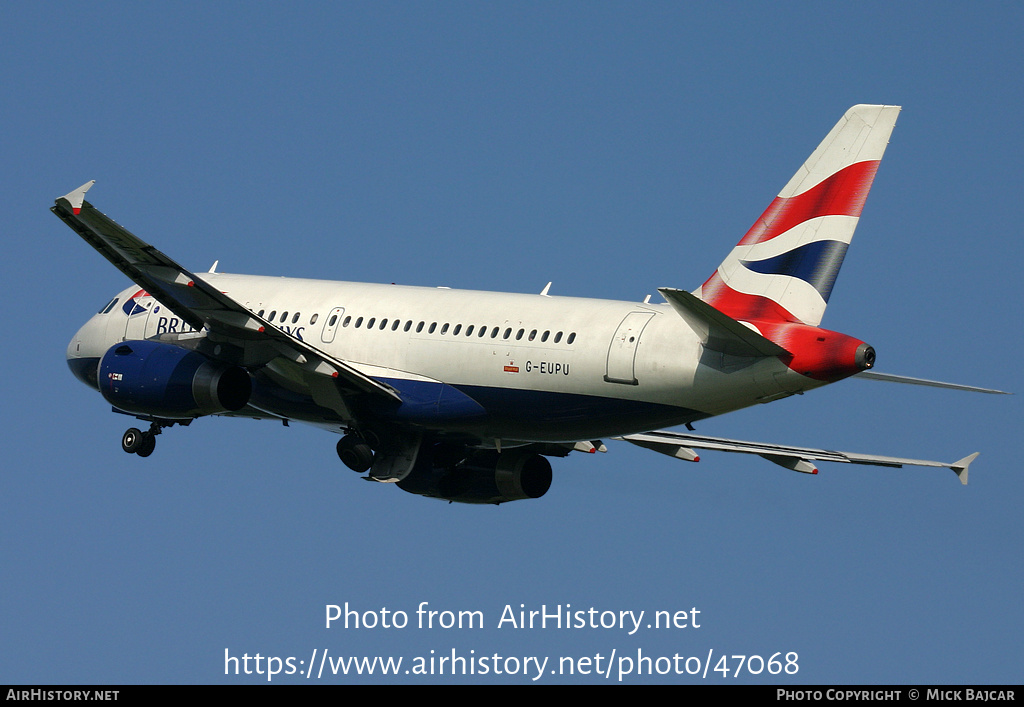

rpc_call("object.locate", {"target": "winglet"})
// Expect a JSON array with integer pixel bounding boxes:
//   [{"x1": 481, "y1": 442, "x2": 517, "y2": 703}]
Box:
[
  {"x1": 951, "y1": 452, "x2": 978, "y2": 486},
  {"x1": 57, "y1": 180, "x2": 95, "y2": 215}
]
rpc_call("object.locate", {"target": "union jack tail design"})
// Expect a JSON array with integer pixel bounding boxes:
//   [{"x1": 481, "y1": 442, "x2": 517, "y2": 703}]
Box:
[{"x1": 697, "y1": 105, "x2": 901, "y2": 327}]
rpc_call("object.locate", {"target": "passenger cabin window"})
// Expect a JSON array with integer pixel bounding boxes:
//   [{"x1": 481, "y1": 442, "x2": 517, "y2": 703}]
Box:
[
  {"x1": 310, "y1": 313, "x2": 319, "y2": 325},
  {"x1": 341, "y1": 318, "x2": 580, "y2": 345}
]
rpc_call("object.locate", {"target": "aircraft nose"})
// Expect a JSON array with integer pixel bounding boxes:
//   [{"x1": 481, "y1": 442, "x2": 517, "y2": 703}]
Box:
[{"x1": 67, "y1": 320, "x2": 102, "y2": 390}]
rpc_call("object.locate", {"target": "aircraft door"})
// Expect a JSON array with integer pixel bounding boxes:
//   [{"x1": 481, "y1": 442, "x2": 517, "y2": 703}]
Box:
[
  {"x1": 123, "y1": 291, "x2": 155, "y2": 341},
  {"x1": 321, "y1": 307, "x2": 345, "y2": 344},
  {"x1": 604, "y1": 312, "x2": 655, "y2": 385}
]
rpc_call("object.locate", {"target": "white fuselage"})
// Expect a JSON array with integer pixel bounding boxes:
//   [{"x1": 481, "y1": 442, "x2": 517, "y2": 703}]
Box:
[{"x1": 68, "y1": 273, "x2": 818, "y2": 443}]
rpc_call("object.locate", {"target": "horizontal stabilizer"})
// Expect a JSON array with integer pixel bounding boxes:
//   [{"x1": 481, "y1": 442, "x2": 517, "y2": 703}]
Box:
[
  {"x1": 618, "y1": 429, "x2": 975, "y2": 484},
  {"x1": 659, "y1": 287, "x2": 789, "y2": 358},
  {"x1": 856, "y1": 370, "x2": 1010, "y2": 395}
]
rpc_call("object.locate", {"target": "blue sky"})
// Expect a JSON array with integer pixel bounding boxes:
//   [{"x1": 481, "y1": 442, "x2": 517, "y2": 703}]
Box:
[{"x1": 2, "y1": 2, "x2": 1021, "y2": 684}]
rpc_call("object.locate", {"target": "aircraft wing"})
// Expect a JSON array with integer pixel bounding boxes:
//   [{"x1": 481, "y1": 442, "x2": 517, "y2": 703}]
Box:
[
  {"x1": 617, "y1": 429, "x2": 977, "y2": 485},
  {"x1": 52, "y1": 181, "x2": 402, "y2": 418}
]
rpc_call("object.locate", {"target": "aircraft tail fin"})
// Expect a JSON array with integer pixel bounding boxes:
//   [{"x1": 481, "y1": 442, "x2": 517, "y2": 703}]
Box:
[{"x1": 697, "y1": 105, "x2": 901, "y2": 326}]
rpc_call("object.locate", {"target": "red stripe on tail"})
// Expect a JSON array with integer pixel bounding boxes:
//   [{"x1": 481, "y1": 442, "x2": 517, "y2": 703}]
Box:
[{"x1": 737, "y1": 160, "x2": 880, "y2": 247}]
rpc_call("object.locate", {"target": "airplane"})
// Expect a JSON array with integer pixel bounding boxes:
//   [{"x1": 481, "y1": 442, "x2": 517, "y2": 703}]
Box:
[{"x1": 55, "y1": 104, "x2": 1007, "y2": 505}]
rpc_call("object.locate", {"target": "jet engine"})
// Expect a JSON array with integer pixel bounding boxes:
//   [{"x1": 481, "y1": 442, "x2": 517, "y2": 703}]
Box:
[
  {"x1": 398, "y1": 446, "x2": 553, "y2": 504},
  {"x1": 98, "y1": 340, "x2": 251, "y2": 419}
]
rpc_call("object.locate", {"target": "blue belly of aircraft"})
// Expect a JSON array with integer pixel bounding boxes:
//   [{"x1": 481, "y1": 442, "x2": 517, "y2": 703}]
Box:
[
  {"x1": 101, "y1": 364, "x2": 705, "y2": 441},
  {"x1": 372, "y1": 378, "x2": 704, "y2": 439}
]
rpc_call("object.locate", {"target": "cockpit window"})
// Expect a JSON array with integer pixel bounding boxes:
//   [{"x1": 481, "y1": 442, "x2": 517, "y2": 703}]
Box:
[{"x1": 99, "y1": 297, "x2": 119, "y2": 314}]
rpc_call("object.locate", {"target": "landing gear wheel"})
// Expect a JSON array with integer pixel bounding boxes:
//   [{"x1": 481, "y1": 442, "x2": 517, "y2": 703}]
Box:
[
  {"x1": 136, "y1": 433, "x2": 156, "y2": 457},
  {"x1": 122, "y1": 428, "x2": 144, "y2": 454},
  {"x1": 337, "y1": 435, "x2": 375, "y2": 473}
]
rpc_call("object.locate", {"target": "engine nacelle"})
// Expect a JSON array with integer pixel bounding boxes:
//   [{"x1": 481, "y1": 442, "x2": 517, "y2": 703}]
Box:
[
  {"x1": 398, "y1": 447, "x2": 553, "y2": 504},
  {"x1": 99, "y1": 340, "x2": 251, "y2": 419}
]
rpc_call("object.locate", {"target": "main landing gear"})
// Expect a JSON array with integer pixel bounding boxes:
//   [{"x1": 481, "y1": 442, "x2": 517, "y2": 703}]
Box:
[
  {"x1": 336, "y1": 433, "x2": 375, "y2": 473},
  {"x1": 122, "y1": 426, "x2": 157, "y2": 457},
  {"x1": 120, "y1": 419, "x2": 185, "y2": 457}
]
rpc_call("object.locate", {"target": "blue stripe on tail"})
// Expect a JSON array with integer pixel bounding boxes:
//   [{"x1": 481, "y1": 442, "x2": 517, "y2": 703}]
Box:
[{"x1": 740, "y1": 240, "x2": 850, "y2": 302}]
